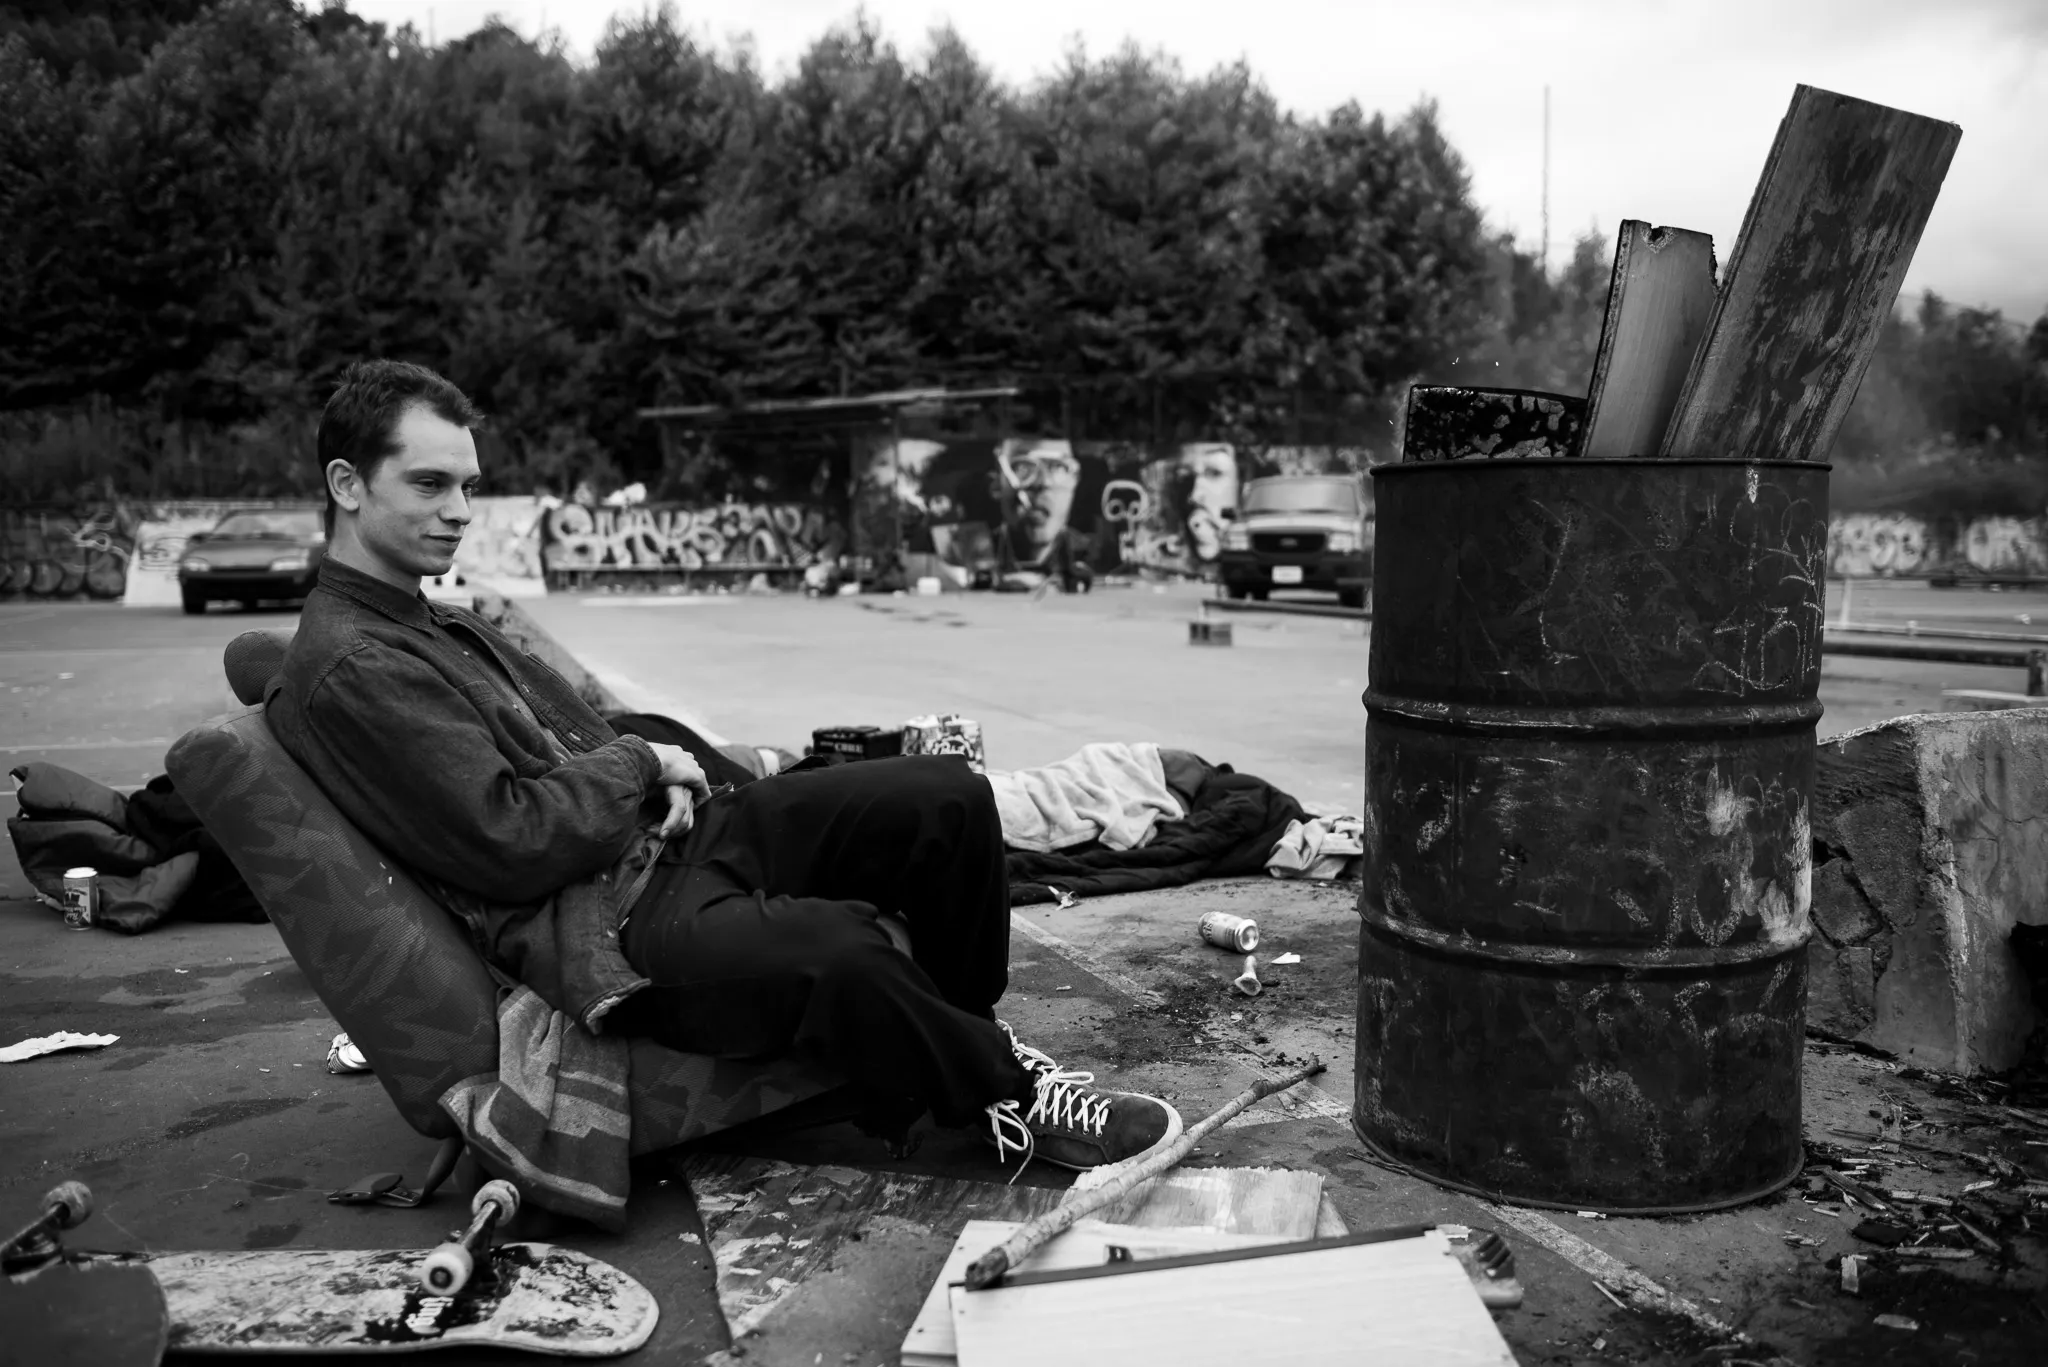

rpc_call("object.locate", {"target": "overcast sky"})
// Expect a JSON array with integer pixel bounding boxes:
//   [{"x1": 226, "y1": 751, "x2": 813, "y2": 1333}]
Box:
[{"x1": 351, "y1": 0, "x2": 2048, "y2": 327}]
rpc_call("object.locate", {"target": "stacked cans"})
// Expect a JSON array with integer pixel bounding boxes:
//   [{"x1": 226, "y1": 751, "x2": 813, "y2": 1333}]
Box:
[{"x1": 901, "y1": 713, "x2": 986, "y2": 773}]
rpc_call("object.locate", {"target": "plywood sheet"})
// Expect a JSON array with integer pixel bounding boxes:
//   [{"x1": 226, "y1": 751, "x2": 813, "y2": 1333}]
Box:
[
  {"x1": 1578, "y1": 221, "x2": 1718, "y2": 460},
  {"x1": 1658, "y1": 85, "x2": 1959, "y2": 464},
  {"x1": 903, "y1": 1167, "x2": 1336, "y2": 1367},
  {"x1": 904, "y1": 1220, "x2": 1293, "y2": 1367},
  {"x1": 949, "y1": 1230, "x2": 1517, "y2": 1367}
]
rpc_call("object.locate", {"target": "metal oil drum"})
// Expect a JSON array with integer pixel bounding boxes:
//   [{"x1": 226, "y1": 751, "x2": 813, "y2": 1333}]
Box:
[{"x1": 1354, "y1": 453, "x2": 1827, "y2": 1212}]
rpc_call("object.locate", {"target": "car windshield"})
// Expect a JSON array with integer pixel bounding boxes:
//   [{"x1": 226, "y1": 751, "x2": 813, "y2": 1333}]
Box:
[
  {"x1": 1242, "y1": 479, "x2": 1359, "y2": 516},
  {"x1": 210, "y1": 510, "x2": 321, "y2": 540}
]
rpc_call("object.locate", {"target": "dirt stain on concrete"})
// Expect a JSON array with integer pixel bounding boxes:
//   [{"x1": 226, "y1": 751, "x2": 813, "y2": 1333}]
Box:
[
  {"x1": 242, "y1": 1222, "x2": 301, "y2": 1250},
  {"x1": 164, "y1": 1097, "x2": 304, "y2": 1141}
]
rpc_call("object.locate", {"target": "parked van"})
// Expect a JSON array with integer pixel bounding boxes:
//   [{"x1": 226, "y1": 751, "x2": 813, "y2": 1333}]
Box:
[{"x1": 1217, "y1": 474, "x2": 1372, "y2": 608}]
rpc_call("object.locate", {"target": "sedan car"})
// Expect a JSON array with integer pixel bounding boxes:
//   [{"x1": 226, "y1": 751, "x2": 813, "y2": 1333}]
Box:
[{"x1": 178, "y1": 508, "x2": 327, "y2": 614}]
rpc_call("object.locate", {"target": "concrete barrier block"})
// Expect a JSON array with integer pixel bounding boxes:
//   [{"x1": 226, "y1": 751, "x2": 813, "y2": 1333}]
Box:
[{"x1": 1811, "y1": 709, "x2": 2048, "y2": 1073}]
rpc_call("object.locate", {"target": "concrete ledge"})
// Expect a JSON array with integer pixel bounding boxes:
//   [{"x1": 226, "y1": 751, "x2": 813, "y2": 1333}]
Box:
[
  {"x1": 1810, "y1": 709, "x2": 2048, "y2": 1073},
  {"x1": 1941, "y1": 689, "x2": 2048, "y2": 712}
]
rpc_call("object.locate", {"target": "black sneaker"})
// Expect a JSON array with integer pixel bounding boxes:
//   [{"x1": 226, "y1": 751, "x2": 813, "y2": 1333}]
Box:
[
  {"x1": 997, "y1": 1019, "x2": 1064, "y2": 1082},
  {"x1": 985, "y1": 1069, "x2": 1183, "y2": 1174}
]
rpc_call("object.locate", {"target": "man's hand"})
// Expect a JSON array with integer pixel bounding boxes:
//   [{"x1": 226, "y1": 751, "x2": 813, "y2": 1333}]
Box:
[
  {"x1": 646, "y1": 743, "x2": 712, "y2": 840},
  {"x1": 660, "y1": 784, "x2": 695, "y2": 838}
]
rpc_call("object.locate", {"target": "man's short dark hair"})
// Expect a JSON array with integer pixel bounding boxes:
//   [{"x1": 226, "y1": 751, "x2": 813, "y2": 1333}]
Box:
[{"x1": 317, "y1": 361, "x2": 484, "y2": 534}]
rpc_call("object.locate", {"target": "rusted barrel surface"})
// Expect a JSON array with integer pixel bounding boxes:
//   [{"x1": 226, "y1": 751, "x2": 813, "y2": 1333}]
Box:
[{"x1": 1355, "y1": 455, "x2": 1827, "y2": 1212}]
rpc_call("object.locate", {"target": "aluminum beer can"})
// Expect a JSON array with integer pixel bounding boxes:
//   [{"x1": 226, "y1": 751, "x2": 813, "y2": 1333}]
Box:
[
  {"x1": 61, "y1": 867, "x2": 99, "y2": 930},
  {"x1": 1198, "y1": 911, "x2": 1259, "y2": 954}
]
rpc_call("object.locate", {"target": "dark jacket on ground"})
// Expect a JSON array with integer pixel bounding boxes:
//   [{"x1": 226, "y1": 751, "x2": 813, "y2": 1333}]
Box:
[
  {"x1": 1005, "y1": 765, "x2": 1306, "y2": 904},
  {"x1": 267, "y1": 557, "x2": 664, "y2": 1030}
]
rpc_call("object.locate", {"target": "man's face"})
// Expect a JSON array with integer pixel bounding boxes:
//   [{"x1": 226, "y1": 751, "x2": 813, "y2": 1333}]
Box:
[
  {"x1": 332, "y1": 404, "x2": 479, "y2": 586},
  {"x1": 1180, "y1": 445, "x2": 1239, "y2": 561},
  {"x1": 999, "y1": 443, "x2": 1080, "y2": 556}
]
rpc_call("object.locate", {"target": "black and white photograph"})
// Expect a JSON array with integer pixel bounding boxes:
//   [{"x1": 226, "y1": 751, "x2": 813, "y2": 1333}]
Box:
[{"x1": 3, "y1": 1, "x2": 2046, "y2": 1362}]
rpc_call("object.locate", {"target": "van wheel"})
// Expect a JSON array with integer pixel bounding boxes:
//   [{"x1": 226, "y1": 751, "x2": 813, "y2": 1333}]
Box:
[
  {"x1": 1224, "y1": 583, "x2": 1248, "y2": 601},
  {"x1": 1249, "y1": 587, "x2": 1269, "y2": 602},
  {"x1": 181, "y1": 589, "x2": 207, "y2": 615},
  {"x1": 1339, "y1": 586, "x2": 1366, "y2": 609}
]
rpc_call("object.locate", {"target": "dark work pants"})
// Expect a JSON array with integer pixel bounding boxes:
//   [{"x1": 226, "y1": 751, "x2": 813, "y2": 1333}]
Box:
[{"x1": 613, "y1": 755, "x2": 1034, "y2": 1128}]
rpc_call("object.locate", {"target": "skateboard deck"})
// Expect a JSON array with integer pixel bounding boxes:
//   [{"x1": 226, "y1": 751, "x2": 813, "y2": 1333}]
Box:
[
  {"x1": 109, "y1": 1243, "x2": 657, "y2": 1357},
  {"x1": 0, "y1": 1258, "x2": 170, "y2": 1367}
]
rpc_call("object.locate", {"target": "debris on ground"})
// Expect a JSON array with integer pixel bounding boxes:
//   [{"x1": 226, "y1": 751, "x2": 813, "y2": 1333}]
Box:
[{"x1": 0, "y1": 1031, "x2": 118, "y2": 1063}]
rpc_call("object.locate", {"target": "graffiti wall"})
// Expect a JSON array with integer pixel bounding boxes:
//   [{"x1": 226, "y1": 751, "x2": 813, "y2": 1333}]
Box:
[
  {"x1": 2, "y1": 498, "x2": 551, "y2": 603},
  {"x1": 1827, "y1": 513, "x2": 1933, "y2": 578},
  {"x1": 855, "y1": 438, "x2": 1327, "y2": 578},
  {"x1": 1827, "y1": 512, "x2": 2048, "y2": 578},
  {"x1": 451, "y1": 496, "x2": 549, "y2": 597},
  {"x1": 539, "y1": 501, "x2": 849, "y2": 579},
  {"x1": 12, "y1": 493, "x2": 2047, "y2": 601},
  {"x1": 0, "y1": 505, "x2": 140, "y2": 600}
]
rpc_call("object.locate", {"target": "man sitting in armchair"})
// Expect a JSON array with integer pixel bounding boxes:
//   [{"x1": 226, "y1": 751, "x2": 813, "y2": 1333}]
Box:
[{"x1": 266, "y1": 359, "x2": 1181, "y2": 1181}]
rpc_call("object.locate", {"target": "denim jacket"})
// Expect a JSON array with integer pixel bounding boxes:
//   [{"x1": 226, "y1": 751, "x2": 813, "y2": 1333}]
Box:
[{"x1": 267, "y1": 558, "x2": 662, "y2": 1031}]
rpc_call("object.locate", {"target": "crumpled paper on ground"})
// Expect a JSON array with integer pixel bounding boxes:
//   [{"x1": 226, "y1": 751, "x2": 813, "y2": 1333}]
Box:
[{"x1": 1, "y1": 1031, "x2": 118, "y2": 1063}]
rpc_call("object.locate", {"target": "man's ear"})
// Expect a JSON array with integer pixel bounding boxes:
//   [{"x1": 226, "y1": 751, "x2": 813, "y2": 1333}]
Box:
[{"x1": 326, "y1": 459, "x2": 362, "y2": 515}]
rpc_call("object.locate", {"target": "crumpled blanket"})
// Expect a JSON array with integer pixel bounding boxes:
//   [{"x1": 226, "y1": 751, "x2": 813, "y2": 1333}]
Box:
[
  {"x1": 439, "y1": 986, "x2": 634, "y2": 1232},
  {"x1": 7, "y1": 762, "x2": 263, "y2": 932},
  {"x1": 987, "y1": 742, "x2": 1185, "y2": 853},
  {"x1": 1008, "y1": 765, "x2": 1306, "y2": 904},
  {"x1": 1266, "y1": 815, "x2": 1366, "y2": 880}
]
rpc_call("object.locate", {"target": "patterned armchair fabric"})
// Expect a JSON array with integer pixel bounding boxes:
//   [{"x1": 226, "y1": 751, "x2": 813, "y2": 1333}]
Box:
[{"x1": 167, "y1": 654, "x2": 838, "y2": 1151}]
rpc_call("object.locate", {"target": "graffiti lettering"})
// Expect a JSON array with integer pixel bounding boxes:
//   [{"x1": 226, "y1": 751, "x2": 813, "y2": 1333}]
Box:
[
  {"x1": 0, "y1": 506, "x2": 139, "y2": 600},
  {"x1": 1828, "y1": 513, "x2": 1930, "y2": 578},
  {"x1": 1962, "y1": 516, "x2": 2048, "y2": 578},
  {"x1": 542, "y1": 502, "x2": 848, "y2": 574},
  {"x1": 455, "y1": 497, "x2": 547, "y2": 583}
]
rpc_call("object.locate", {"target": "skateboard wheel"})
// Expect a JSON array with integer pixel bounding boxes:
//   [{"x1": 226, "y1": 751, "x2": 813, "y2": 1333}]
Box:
[
  {"x1": 420, "y1": 1244, "x2": 473, "y2": 1295},
  {"x1": 44, "y1": 1181, "x2": 92, "y2": 1229},
  {"x1": 473, "y1": 1179, "x2": 519, "y2": 1222}
]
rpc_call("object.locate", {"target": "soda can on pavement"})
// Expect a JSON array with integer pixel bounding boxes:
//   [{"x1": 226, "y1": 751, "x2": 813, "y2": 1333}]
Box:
[
  {"x1": 1198, "y1": 911, "x2": 1259, "y2": 954},
  {"x1": 61, "y1": 867, "x2": 99, "y2": 930}
]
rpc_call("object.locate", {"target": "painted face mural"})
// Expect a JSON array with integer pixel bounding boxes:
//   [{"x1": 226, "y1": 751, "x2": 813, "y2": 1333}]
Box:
[
  {"x1": 1178, "y1": 443, "x2": 1241, "y2": 564},
  {"x1": 996, "y1": 439, "x2": 1082, "y2": 565}
]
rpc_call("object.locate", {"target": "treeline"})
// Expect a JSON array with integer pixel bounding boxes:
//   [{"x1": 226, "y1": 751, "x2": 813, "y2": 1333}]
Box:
[{"x1": 1, "y1": 0, "x2": 2041, "y2": 505}]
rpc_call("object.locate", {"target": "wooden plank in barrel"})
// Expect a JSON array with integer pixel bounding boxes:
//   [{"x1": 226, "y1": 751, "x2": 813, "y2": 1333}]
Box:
[
  {"x1": 1577, "y1": 221, "x2": 1718, "y2": 460},
  {"x1": 1658, "y1": 84, "x2": 1960, "y2": 463}
]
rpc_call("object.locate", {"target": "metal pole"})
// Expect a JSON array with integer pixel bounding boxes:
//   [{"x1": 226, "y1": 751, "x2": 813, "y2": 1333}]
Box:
[
  {"x1": 890, "y1": 409, "x2": 903, "y2": 561},
  {"x1": 1540, "y1": 85, "x2": 1551, "y2": 276}
]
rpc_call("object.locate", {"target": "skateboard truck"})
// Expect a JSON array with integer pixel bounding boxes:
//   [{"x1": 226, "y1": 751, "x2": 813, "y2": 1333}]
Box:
[
  {"x1": 418, "y1": 1180, "x2": 520, "y2": 1296},
  {"x1": 2, "y1": 1181, "x2": 93, "y2": 1275}
]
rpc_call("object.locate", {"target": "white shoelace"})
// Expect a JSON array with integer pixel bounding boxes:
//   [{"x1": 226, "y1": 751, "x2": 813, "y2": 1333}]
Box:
[
  {"x1": 985, "y1": 1068, "x2": 1113, "y2": 1183},
  {"x1": 998, "y1": 1020, "x2": 1093, "y2": 1085}
]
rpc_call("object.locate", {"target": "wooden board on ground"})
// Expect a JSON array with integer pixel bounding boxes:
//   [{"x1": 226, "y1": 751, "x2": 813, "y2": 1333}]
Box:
[
  {"x1": 1658, "y1": 84, "x2": 1960, "y2": 464},
  {"x1": 1062, "y1": 1162, "x2": 1329, "y2": 1233},
  {"x1": 907, "y1": 1219, "x2": 1299, "y2": 1367},
  {"x1": 679, "y1": 1155, "x2": 1337, "y2": 1361},
  {"x1": 900, "y1": 1166, "x2": 1339, "y2": 1367},
  {"x1": 111, "y1": 1244, "x2": 657, "y2": 1356},
  {"x1": 1578, "y1": 221, "x2": 1718, "y2": 460},
  {"x1": 948, "y1": 1227, "x2": 1516, "y2": 1367}
]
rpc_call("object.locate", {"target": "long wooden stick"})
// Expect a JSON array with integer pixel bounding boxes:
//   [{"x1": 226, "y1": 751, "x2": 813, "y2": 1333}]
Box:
[{"x1": 962, "y1": 1060, "x2": 1329, "y2": 1290}]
